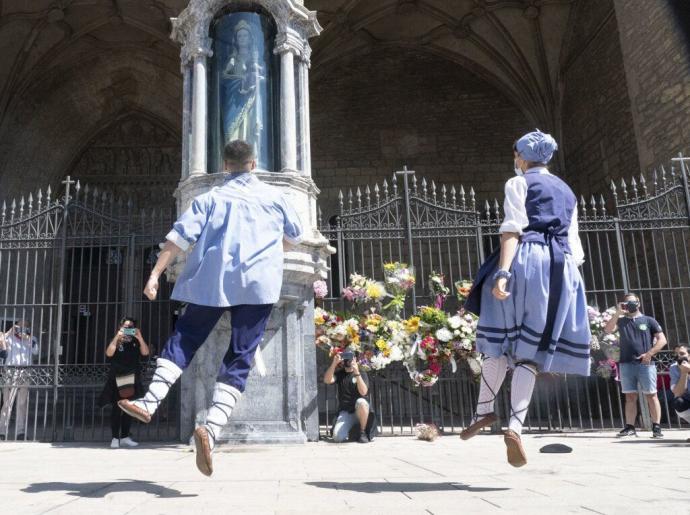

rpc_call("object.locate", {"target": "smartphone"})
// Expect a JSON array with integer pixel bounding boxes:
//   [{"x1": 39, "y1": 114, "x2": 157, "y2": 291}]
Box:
[{"x1": 122, "y1": 328, "x2": 137, "y2": 336}]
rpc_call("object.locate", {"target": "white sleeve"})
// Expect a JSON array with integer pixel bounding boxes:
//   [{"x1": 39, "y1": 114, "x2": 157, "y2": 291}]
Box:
[
  {"x1": 499, "y1": 176, "x2": 529, "y2": 234},
  {"x1": 568, "y1": 206, "x2": 585, "y2": 266},
  {"x1": 31, "y1": 337, "x2": 39, "y2": 356}
]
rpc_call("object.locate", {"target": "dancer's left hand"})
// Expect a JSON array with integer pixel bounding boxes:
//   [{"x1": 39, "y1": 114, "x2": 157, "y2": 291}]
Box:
[{"x1": 492, "y1": 277, "x2": 510, "y2": 301}]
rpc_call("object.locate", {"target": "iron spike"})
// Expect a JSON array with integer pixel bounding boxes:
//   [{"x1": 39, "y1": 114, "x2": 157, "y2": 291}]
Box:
[
  {"x1": 46, "y1": 185, "x2": 52, "y2": 201},
  {"x1": 599, "y1": 194, "x2": 607, "y2": 215},
  {"x1": 37, "y1": 189, "x2": 43, "y2": 208}
]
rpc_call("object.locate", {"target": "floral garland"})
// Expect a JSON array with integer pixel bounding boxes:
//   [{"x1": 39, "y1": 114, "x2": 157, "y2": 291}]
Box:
[{"x1": 314, "y1": 263, "x2": 480, "y2": 386}]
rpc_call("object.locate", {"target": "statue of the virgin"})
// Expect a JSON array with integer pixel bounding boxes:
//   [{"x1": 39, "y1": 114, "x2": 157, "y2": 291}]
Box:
[{"x1": 221, "y1": 19, "x2": 265, "y2": 150}]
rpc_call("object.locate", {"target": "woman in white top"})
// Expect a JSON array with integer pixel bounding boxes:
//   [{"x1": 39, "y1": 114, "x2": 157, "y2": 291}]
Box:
[{"x1": 462, "y1": 130, "x2": 591, "y2": 467}]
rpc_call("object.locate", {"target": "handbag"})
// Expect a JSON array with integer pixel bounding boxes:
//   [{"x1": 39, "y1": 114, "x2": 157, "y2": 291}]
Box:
[{"x1": 115, "y1": 373, "x2": 136, "y2": 399}]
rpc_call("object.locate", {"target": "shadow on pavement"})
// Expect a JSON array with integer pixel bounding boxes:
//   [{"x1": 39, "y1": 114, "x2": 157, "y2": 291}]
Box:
[
  {"x1": 614, "y1": 439, "x2": 690, "y2": 446},
  {"x1": 305, "y1": 481, "x2": 509, "y2": 493},
  {"x1": 22, "y1": 480, "x2": 197, "y2": 498}
]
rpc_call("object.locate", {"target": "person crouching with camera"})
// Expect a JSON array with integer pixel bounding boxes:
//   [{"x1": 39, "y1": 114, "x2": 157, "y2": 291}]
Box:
[
  {"x1": 99, "y1": 317, "x2": 149, "y2": 448},
  {"x1": 670, "y1": 346, "x2": 690, "y2": 430},
  {"x1": 324, "y1": 351, "x2": 371, "y2": 443},
  {"x1": 604, "y1": 292, "x2": 667, "y2": 438}
]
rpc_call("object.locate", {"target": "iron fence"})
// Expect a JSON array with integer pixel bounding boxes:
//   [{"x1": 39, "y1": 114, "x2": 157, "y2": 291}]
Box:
[
  {"x1": 0, "y1": 177, "x2": 179, "y2": 442},
  {"x1": 317, "y1": 153, "x2": 690, "y2": 436}
]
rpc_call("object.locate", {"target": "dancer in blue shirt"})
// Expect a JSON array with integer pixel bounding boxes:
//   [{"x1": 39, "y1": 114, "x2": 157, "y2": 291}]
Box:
[
  {"x1": 463, "y1": 130, "x2": 590, "y2": 467},
  {"x1": 119, "y1": 140, "x2": 303, "y2": 476}
]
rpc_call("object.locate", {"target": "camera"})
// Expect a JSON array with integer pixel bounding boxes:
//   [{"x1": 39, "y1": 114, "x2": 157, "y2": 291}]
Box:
[
  {"x1": 122, "y1": 328, "x2": 137, "y2": 337},
  {"x1": 341, "y1": 350, "x2": 354, "y2": 367}
]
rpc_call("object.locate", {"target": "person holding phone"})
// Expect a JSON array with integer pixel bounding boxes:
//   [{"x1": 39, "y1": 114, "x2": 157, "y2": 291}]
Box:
[
  {"x1": 0, "y1": 320, "x2": 38, "y2": 440},
  {"x1": 604, "y1": 293, "x2": 666, "y2": 438},
  {"x1": 323, "y1": 351, "x2": 371, "y2": 443},
  {"x1": 99, "y1": 316, "x2": 149, "y2": 448}
]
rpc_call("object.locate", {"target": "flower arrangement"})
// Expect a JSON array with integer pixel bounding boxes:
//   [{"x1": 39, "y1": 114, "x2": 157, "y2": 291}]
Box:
[
  {"x1": 313, "y1": 280, "x2": 328, "y2": 300},
  {"x1": 429, "y1": 271, "x2": 450, "y2": 309},
  {"x1": 404, "y1": 302, "x2": 480, "y2": 386},
  {"x1": 455, "y1": 280, "x2": 473, "y2": 302},
  {"x1": 315, "y1": 264, "x2": 481, "y2": 386},
  {"x1": 588, "y1": 305, "x2": 620, "y2": 362},
  {"x1": 341, "y1": 273, "x2": 387, "y2": 305},
  {"x1": 414, "y1": 423, "x2": 440, "y2": 442},
  {"x1": 383, "y1": 262, "x2": 416, "y2": 315},
  {"x1": 594, "y1": 358, "x2": 619, "y2": 380}
]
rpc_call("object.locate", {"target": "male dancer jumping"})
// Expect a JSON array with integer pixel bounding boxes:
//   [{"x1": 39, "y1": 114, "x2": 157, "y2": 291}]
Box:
[{"x1": 119, "y1": 140, "x2": 303, "y2": 476}]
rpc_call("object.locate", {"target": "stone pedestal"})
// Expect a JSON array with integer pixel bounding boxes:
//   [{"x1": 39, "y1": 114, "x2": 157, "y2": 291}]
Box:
[{"x1": 170, "y1": 173, "x2": 330, "y2": 443}]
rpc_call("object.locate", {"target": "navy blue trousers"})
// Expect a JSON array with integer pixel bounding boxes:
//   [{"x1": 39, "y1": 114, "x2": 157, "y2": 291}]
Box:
[{"x1": 160, "y1": 303, "x2": 273, "y2": 392}]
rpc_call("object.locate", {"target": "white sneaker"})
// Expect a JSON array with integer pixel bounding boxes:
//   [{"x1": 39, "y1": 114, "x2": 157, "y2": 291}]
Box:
[
  {"x1": 120, "y1": 437, "x2": 139, "y2": 447},
  {"x1": 110, "y1": 438, "x2": 120, "y2": 448}
]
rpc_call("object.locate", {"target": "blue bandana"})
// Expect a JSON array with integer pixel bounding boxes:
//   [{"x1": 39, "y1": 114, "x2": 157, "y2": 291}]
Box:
[{"x1": 516, "y1": 129, "x2": 558, "y2": 164}]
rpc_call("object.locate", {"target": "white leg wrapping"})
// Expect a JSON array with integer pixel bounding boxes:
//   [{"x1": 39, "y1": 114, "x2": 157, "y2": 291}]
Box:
[
  {"x1": 204, "y1": 383, "x2": 241, "y2": 450},
  {"x1": 508, "y1": 363, "x2": 537, "y2": 434},
  {"x1": 476, "y1": 355, "x2": 508, "y2": 417},
  {"x1": 133, "y1": 358, "x2": 182, "y2": 416}
]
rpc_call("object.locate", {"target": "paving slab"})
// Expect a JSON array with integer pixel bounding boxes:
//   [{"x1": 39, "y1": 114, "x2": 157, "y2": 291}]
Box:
[{"x1": 1, "y1": 430, "x2": 689, "y2": 514}]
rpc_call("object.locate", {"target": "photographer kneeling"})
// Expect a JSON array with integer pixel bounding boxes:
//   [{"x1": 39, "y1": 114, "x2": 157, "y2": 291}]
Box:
[
  {"x1": 324, "y1": 351, "x2": 372, "y2": 443},
  {"x1": 670, "y1": 346, "x2": 690, "y2": 427}
]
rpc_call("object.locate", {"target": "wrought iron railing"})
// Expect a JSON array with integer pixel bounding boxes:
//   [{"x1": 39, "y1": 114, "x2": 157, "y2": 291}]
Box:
[{"x1": 316, "y1": 153, "x2": 690, "y2": 435}]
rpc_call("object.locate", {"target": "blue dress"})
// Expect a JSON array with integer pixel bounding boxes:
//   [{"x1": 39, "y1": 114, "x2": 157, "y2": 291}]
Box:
[{"x1": 468, "y1": 172, "x2": 591, "y2": 375}]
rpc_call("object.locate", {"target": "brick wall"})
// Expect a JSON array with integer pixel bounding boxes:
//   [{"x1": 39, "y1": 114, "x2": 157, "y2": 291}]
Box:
[
  {"x1": 310, "y1": 48, "x2": 529, "y2": 219},
  {"x1": 560, "y1": 0, "x2": 640, "y2": 197},
  {"x1": 613, "y1": 0, "x2": 690, "y2": 171}
]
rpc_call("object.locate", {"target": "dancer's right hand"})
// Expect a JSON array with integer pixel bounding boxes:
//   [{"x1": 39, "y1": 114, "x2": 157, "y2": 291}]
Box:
[
  {"x1": 144, "y1": 275, "x2": 159, "y2": 301},
  {"x1": 492, "y1": 277, "x2": 510, "y2": 301}
]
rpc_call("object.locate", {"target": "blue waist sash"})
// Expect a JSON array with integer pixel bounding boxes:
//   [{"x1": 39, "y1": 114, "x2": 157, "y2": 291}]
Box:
[{"x1": 465, "y1": 228, "x2": 568, "y2": 352}]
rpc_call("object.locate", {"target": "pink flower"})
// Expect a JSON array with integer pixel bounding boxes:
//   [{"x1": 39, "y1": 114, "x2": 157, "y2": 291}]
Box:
[
  {"x1": 313, "y1": 280, "x2": 328, "y2": 299},
  {"x1": 428, "y1": 361, "x2": 442, "y2": 376}
]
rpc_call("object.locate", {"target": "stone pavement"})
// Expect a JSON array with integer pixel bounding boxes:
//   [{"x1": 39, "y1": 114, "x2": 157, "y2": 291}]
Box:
[{"x1": 2, "y1": 430, "x2": 690, "y2": 515}]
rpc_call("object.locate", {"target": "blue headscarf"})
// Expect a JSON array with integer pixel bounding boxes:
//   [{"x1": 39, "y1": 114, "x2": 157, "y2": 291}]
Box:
[{"x1": 515, "y1": 129, "x2": 558, "y2": 164}]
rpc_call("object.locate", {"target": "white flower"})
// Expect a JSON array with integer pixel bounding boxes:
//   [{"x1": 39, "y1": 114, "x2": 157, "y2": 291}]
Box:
[
  {"x1": 436, "y1": 328, "x2": 453, "y2": 342},
  {"x1": 448, "y1": 315, "x2": 462, "y2": 330},
  {"x1": 389, "y1": 346, "x2": 404, "y2": 361}
]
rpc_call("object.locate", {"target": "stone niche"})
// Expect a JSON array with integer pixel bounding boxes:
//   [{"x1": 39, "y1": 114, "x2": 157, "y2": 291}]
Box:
[{"x1": 168, "y1": 0, "x2": 331, "y2": 443}]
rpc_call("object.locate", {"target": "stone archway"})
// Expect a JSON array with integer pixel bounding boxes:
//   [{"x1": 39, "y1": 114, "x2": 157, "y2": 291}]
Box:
[{"x1": 67, "y1": 113, "x2": 180, "y2": 210}]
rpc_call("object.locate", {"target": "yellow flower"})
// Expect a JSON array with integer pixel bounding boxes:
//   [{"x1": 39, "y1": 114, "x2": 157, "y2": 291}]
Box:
[
  {"x1": 383, "y1": 263, "x2": 396, "y2": 271},
  {"x1": 404, "y1": 316, "x2": 421, "y2": 334},
  {"x1": 375, "y1": 338, "x2": 388, "y2": 351},
  {"x1": 366, "y1": 282, "x2": 386, "y2": 300}
]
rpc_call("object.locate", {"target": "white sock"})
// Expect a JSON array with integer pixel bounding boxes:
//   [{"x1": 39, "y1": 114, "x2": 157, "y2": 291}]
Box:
[
  {"x1": 133, "y1": 358, "x2": 182, "y2": 415},
  {"x1": 508, "y1": 363, "x2": 537, "y2": 434},
  {"x1": 476, "y1": 355, "x2": 508, "y2": 417},
  {"x1": 203, "y1": 383, "x2": 241, "y2": 450}
]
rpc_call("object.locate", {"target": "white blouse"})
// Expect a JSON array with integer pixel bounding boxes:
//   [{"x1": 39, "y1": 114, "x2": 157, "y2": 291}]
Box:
[{"x1": 499, "y1": 168, "x2": 585, "y2": 266}]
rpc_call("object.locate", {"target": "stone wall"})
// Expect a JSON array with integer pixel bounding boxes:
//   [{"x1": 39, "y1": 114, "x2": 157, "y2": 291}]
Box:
[
  {"x1": 560, "y1": 0, "x2": 640, "y2": 197},
  {"x1": 612, "y1": 0, "x2": 690, "y2": 172},
  {"x1": 310, "y1": 48, "x2": 530, "y2": 219}
]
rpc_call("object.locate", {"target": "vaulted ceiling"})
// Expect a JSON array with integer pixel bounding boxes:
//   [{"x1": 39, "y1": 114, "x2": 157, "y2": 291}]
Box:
[
  {"x1": 307, "y1": 0, "x2": 579, "y2": 128},
  {"x1": 0, "y1": 0, "x2": 582, "y2": 187}
]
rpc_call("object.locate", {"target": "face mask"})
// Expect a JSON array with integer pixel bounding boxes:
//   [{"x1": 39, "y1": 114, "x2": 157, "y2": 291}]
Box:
[
  {"x1": 514, "y1": 159, "x2": 523, "y2": 177},
  {"x1": 625, "y1": 301, "x2": 640, "y2": 313}
]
